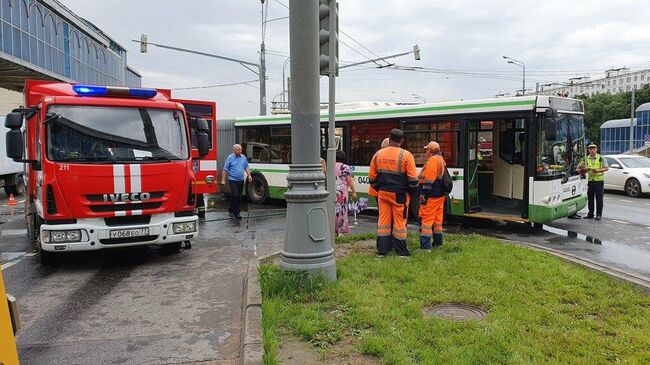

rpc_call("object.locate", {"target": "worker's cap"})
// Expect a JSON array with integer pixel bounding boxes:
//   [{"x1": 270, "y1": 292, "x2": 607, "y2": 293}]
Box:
[
  {"x1": 587, "y1": 143, "x2": 598, "y2": 149},
  {"x1": 424, "y1": 141, "x2": 440, "y2": 151}
]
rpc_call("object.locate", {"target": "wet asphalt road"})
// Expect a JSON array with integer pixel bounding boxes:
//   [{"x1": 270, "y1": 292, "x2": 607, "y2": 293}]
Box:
[
  {"x1": 1, "y1": 192, "x2": 648, "y2": 364},
  {"x1": 0, "y1": 195, "x2": 291, "y2": 365}
]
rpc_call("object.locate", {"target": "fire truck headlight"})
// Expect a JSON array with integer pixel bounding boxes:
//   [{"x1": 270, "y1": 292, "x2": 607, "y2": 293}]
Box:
[
  {"x1": 173, "y1": 221, "x2": 198, "y2": 234},
  {"x1": 66, "y1": 231, "x2": 81, "y2": 241},
  {"x1": 42, "y1": 229, "x2": 83, "y2": 243}
]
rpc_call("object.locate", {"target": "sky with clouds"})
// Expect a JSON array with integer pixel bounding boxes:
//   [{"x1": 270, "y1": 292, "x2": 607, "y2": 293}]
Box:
[{"x1": 61, "y1": 0, "x2": 650, "y2": 118}]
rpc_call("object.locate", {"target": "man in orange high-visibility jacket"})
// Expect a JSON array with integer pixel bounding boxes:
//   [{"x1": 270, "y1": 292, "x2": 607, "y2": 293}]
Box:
[
  {"x1": 368, "y1": 138, "x2": 390, "y2": 203},
  {"x1": 369, "y1": 130, "x2": 419, "y2": 257},
  {"x1": 418, "y1": 141, "x2": 447, "y2": 249}
]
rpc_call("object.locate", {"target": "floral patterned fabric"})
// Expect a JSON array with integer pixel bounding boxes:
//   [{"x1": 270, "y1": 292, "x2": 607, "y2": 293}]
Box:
[{"x1": 335, "y1": 162, "x2": 352, "y2": 234}]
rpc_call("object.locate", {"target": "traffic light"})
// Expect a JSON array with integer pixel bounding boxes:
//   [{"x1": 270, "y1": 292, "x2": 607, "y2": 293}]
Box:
[
  {"x1": 140, "y1": 34, "x2": 147, "y2": 53},
  {"x1": 319, "y1": 0, "x2": 338, "y2": 76}
]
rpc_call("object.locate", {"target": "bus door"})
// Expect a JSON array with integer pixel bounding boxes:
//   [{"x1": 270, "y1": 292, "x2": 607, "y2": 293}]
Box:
[
  {"x1": 465, "y1": 120, "x2": 481, "y2": 212},
  {"x1": 173, "y1": 99, "x2": 218, "y2": 196}
]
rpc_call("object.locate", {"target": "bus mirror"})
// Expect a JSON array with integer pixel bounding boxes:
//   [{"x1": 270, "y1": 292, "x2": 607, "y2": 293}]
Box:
[{"x1": 4, "y1": 112, "x2": 23, "y2": 129}]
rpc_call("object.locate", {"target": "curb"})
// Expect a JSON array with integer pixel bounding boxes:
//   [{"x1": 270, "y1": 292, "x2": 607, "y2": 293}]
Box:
[
  {"x1": 240, "y1": 251, "x2": 282, "y2": 365},
  {"x1": 506, "y1": 239, "x2": 650, "y2": 294}
]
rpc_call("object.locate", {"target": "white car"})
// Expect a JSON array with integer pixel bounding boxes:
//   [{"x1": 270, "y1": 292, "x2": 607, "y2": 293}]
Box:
[{"x1": 603, "y1": 155, "x2": 650, "y2": 197}]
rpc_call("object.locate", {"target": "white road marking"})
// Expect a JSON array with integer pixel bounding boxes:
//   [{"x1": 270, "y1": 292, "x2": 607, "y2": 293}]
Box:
[
  {"x1": 610, "y1": 219, "x2": 630, "y2": 225},
  {"x1": 0, "y1": 261, "x2": 18, "y2": 270},
  {"x1": 24, "y1": 252, "x2": 37, "y2": 257},
  {"x1": 620, "y1": 199, "x2": 633, "y2": 203},
  {"x1": 2, "y1": 229, "x2": 28, "y2": 236},
  {"x1": 0, "y1": 252, "x2": 26, "y2": 261}
]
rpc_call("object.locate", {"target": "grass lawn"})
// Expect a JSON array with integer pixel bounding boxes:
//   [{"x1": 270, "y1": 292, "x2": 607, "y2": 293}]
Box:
[{"x1": 260, "y1": 233, "x2": 650, "y2": 365}]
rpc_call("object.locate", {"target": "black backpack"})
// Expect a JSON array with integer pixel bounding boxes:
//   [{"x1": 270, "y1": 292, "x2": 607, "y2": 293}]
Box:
[{"x1": 441, "y1": 168, "x2": 453, "y2": 194}]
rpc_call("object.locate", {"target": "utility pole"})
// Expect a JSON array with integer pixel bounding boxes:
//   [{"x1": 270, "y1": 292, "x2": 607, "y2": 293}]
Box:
[
  {"x1": 320, "y1": 0, "x2": 339, "y2": 245},
  {"x1": 630, "y1": 86, "x2": 635, "y2": 154},
  {"x1": 260, "y1": 0, "x2": 268, "y2": 116},
  {"x1": 282, "y1": 0, "x2": 336, "y2": 281},
  {"x1": 260, "y1": 41, "x2": 267, "y2": 115}
]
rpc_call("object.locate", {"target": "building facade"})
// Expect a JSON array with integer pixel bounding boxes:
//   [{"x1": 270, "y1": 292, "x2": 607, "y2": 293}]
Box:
[
  {"x1": 600, "y1": 103, "x2": 650, "y2": 155},
  {"x1": 0, "y1": 0, "x2": 140, "y2": 93},
  {"x1": 539, "y1": 68, "x2": 650, "y2": 98}
]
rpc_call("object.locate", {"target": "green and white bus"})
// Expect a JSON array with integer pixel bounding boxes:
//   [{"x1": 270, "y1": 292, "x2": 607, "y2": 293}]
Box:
[{"x1": 220, "y1": 96, "x2": 588, "y2": 223}]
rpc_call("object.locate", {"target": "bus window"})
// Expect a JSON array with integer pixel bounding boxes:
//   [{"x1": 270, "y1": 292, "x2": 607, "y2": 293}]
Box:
[
  {"x1": 403, "y1": 120, "x2": 459, "y2": 166},
  {"x1": 478, "y1": 121, "x2": 493, "y2": 171},
  {"x1": 499, "y1": 119, "x2": 525, "y2": 165},
  {"x1": 270, "y1": 126, "x2": 291, "y2": 163},
  {"x1": 349, "y1": 121, "x2": 395, "y2": 165}
]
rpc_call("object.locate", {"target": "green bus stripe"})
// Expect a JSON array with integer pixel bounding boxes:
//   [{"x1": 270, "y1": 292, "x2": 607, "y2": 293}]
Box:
[{"x1": 236, "y1": 99, "x2": 535, "y2": 124}]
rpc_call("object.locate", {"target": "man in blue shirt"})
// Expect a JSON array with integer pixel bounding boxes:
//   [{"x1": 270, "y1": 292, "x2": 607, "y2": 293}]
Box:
[{"x1": 221, "y1": 144, "x2": 252, "y2": 219}]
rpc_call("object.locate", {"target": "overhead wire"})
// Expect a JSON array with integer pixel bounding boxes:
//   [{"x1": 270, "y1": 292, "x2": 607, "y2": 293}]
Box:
[{"x1": 172, "y1": 79, "x2": 261, "y2": 91}]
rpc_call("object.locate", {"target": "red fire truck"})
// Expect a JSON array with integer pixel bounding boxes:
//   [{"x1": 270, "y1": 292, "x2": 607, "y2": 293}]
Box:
[
  {"x1": 164, "y1": 95, "x2": 218, "y2": 217},
  {"x1": 4, "y1": 80, "x2": 212, "y2": 264}
]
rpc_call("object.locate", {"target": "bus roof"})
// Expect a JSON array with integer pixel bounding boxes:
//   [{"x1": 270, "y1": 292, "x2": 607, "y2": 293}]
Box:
[{"x1": 235, "y1": 95, "x2": 583, "y2": 126}]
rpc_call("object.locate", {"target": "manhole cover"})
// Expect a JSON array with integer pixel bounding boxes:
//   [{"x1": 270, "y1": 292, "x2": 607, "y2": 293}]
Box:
[{"x1": 423, "y1": 303, "x2": 488, "y2": 321}]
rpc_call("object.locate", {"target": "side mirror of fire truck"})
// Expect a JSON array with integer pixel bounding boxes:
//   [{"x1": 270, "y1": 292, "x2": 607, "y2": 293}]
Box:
[
  {"x1": 5, "y1": 112, "x2": 24, "y2": 161},
  {"x1": 193, "y1": 118, "x2": 210, "y2": 158}
]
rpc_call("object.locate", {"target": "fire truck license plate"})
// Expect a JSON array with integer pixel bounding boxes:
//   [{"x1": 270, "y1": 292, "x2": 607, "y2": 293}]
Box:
[{"x1": 110, "y1": 228, "x2": 149, "y2": 239}]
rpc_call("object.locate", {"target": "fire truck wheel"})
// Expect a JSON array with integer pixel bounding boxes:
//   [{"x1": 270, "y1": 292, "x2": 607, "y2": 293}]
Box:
[
  {"x1": 28, "y1": 211, "x2": 42, "y2": 246},
  {"x1": 196, "y1": 194, "x2": 206, "y2": 218},
  {"x1": 247, "y1": 174, "x2": 268, "y2": 205}
]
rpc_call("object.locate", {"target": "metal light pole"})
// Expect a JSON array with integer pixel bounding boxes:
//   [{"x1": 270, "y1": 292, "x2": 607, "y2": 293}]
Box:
[
  {"x1": 503, "y1": 56, "x2": 525, "y2": 95},
  {"x1": 630, "y1": 86, "x2": 636, "y2": 154},
  {"x1": 282, "y1": 0, "x2": 336, "y2": 280},
  {"x1": 282, "y1": 57, "x2": 290, "y2": 105}
]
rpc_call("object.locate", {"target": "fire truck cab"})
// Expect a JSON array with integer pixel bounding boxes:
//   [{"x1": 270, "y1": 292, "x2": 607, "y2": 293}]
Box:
[{"x1": 4, "y1": 80, "x2": 211, "y2": 264}]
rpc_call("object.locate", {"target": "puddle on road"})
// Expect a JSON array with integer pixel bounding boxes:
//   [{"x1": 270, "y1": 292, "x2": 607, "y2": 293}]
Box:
[
  {"x1": 542, "y1": 225, "x2": 602, "y2": 245},
  {"x1": 539, "y1": 224, "x2": 650, "y2": 275}
]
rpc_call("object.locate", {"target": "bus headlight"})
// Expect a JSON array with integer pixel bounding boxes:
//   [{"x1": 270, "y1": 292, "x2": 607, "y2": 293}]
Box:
[
  {"x1": 42, "y1": 229, "x2": 83, "y2": 243},
  {"x1": 173, "y1": 221, "x2": 197, "y2": 234}
]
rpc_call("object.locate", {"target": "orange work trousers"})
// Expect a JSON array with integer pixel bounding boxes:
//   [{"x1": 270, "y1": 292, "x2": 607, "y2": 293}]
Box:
[
  {"x1": 376, "y1": 190, "x2": 410, "y2": 256},
  {"x1": 419, "y1": 196, "x2": 445, "y2": 248}
]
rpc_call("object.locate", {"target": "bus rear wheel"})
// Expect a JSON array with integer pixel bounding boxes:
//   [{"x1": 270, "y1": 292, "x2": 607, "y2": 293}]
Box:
[{"x1": 248, "y1": 174, "x2": 268, "y2": 204}]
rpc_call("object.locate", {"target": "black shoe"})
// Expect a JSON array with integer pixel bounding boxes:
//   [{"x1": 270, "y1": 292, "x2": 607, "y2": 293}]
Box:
[
  {"x1": 235, "y1": 213, "x2": 243, "y2": 219},
  {"x1": 584, "y1": 215, "x2": 594, "y2": 219},
  {"x1": 229, "y1": 211, "x2": 234, "y2": 217},
  {"x1": 595, "y1": 216, "x2": 601, "y2": 221}
]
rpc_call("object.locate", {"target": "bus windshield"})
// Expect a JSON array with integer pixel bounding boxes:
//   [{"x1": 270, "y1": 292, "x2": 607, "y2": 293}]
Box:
[
  {"x1": 46, "y1": 105, "x2": 189, "y2": 163},
  {"x1": 537, "y1": 113, "x2": 585, "y2": 178}
]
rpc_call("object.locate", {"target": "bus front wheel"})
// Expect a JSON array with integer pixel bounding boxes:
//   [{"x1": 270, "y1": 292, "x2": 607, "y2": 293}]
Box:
[{"x1": 248, "y1": 174, "x2": 268, "y2": 204}]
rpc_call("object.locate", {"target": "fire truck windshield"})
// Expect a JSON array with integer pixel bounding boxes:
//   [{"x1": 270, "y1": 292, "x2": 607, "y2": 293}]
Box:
[{"x1": 46, "y1": 105, "x2": 189, "y2": 163}]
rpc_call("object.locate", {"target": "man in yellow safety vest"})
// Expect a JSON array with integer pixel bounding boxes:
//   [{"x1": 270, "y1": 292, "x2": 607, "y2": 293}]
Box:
[{"x1": 584, "y1": 143, "x2": 608, "y2": 220}]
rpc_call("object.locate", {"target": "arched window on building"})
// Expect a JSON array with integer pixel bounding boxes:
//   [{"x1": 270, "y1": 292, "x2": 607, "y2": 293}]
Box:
[{"x1": 27, "y1": 1, "x2": 39, "y2": 65}]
